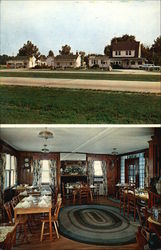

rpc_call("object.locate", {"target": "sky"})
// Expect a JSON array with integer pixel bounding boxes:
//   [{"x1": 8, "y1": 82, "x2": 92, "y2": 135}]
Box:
[{"x1": 0, "y1": 0, "x2": 160, "y2": 56}]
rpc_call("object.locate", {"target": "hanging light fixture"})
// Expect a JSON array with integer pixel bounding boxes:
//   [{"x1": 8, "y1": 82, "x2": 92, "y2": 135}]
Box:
[
  {"x1": 38, "y1": 129, "x2": 53, "y2": 140},
  {"x1": 41, "y1": 144, "x2": 50, "y2": 153},
  {"x1": 111, "y1": 148, "x2": 118, "y2": 155}
]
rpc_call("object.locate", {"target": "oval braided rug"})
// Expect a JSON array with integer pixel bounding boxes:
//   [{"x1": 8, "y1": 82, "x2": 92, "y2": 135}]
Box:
[{"x1": 58, "y1": 204, "x2": 138, "y2": 245}]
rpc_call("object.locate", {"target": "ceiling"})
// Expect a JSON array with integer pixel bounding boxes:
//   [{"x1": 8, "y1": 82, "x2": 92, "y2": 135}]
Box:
[{"x1": 0, "y1": 127, "x2": 154, "y2": 156}]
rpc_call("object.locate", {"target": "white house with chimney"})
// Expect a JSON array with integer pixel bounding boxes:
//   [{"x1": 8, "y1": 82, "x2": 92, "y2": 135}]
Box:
[{"x1": 110, "y1": 40, "x2": 147, "y2": 69}]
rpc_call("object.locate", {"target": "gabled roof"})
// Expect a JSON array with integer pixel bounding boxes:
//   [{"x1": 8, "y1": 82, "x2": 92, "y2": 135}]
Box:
[
  {"x1": 55, "y1": 54, "x2": 79, "y2": 60},
  {"x1": 7, "y1": 56, "x2": 33, "y2": 61},
  {"x1": 112, "y1": 40, "x2": 140, "y2": 54}
]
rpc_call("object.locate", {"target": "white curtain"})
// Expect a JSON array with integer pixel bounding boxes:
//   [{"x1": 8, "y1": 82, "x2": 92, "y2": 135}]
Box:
[
  {"x1": 49, "y1": 160, "x2": 57, "y2": 187},
  {"x1": 87, "y1": 160, "x2": 95, "y2": 185},
  {"x1": 32, "y1": 159, "x2": 43, "y2": 186},
  {"x1": 0, "y1": 153, "x2": 6, "y2": 204},
  {"x1": 14, "y1": 156, "x2": 17, "y2": 185},
  {"x1": 101, "y1": 161, "x2": 108, "y2": 196}
]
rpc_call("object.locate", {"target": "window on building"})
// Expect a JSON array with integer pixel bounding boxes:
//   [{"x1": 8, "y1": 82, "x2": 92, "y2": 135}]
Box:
[
  {"x1": 115, "y1": 51, "x2": 118, "y2": 56},
  {"x1": 119, "y1": 51, "x2": 121, "y2": 55},
  {"x1": 4, "y1": 154, "x2": 17, "y2": 189},
  {"x1": 131, "y1": 61, "x2": 135, "y2": 65},
  {"x1": 41, "y1": 160, "x2": 50, "y2": 183},
  {"x1": 129, "y1": 50, "x2": 131, "y2": 55},
  {"x1": 120, "y1": 153, "x2": 145, "y2": 188},
  {"x1": 94, "y1": 161, "x2": 103, "y2": 176},
  {"x1": 126, "y1": 51, "x2": 128, "y2": 55},
  {"x1": 10, "y1": 156, "x2": 16, "y2": 186}
]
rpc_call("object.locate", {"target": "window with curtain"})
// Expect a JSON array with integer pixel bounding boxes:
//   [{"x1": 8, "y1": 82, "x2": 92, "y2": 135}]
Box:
[
  {"x1": 120, "y1": 153, "x2": 145, "y2": 188},
  {"x1": 94, "y1": 161, "x2": 103, "y2": 176},
  {"x1": 41, "y1": 160, "x2": 50, "y2": 183},
  {"x1": 4, "y1": 154, "x2": 17, "y2": 189}
]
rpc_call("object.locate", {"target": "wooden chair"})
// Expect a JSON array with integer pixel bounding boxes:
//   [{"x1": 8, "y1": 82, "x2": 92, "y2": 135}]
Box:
[
  {"x1": 62, "y1": 183, "x2": 73, "y2": 205},
  {"x1": 2, "y1": 224, "x2": 17, "y2": 250},
  {"x1": 147, "y1": 190, "x2": 161, "y2": 208},
  {"x1": 127, "y1": 187, "x2": 137, "y2": 221},
  {"x1": 119, "y1": 187, "x2": 128, "y2": 217},
  {"x1": 40, "y1": 198, "x2": 62, "y2": 241},
  {"x1": 79, "y1": 187, "x2": 93, "y2": 205},
  {"x1": 94, "y1": 183, "x2": 100, "y2": 200},
  {"x1": 4, "y1": 202, "x2": 28, "y2": 242}
]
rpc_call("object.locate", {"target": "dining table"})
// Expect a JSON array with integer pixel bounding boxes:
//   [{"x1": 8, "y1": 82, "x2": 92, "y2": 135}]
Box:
[{"x1": 14, "y1": 196, "x2": 53, "y2": 240}]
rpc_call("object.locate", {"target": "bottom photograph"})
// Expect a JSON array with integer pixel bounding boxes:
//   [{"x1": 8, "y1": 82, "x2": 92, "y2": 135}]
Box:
[{"x1": 0, "y1": 126, "x2": 161, "y2": 250}]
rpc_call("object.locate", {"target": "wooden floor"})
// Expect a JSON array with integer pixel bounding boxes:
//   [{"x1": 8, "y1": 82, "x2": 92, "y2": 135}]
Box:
[{"x1": 13, "y1": 197, "x2": 138, "y2": 250}]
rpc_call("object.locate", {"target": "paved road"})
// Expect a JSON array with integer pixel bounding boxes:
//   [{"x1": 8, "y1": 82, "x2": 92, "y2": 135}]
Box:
[{"x1": 1, "y1": 77, "x2": 160, "y2": 93}]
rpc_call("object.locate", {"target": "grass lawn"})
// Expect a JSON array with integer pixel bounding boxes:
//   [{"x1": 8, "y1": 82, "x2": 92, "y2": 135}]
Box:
[
  {"x1": 0, "y1": 85, "x2": 161, "y2": 124},
  {"x1": 0, "y1": 71, "x2": 160, "y2": 82}
]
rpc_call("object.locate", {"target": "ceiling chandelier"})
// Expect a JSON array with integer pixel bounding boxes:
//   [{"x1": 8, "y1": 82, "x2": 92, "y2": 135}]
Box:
[
  {"x1": 39, "y1": 129, "x2": 53, "y2": 153},
  {"x1": 38, "y1": 129, "x2": 53, "y2": 140}
]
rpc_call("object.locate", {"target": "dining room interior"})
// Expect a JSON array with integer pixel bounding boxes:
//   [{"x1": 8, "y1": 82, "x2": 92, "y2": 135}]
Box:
[{"x1": 0, "y1": 126, "x2": 161, "y2": 250}]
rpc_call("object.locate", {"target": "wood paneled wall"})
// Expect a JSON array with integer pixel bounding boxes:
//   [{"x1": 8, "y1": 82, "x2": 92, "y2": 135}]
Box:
[
  {"x1": 87, "y1": 154, "x2": 120, "y2": 197},
  {"x1": 0, "y1": 139, "x2": 18, "y2": 156},
  {"x1": 148, "y1": 128, "x2": 161, "y2": 180},
  {"x1": 17, "y1": 151, "x2": 60, "y2": 186}
]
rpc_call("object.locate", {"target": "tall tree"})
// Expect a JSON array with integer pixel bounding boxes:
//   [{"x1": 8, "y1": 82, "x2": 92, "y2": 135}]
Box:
[
  {"x1": 0, "y1": 54, "x2": 9, "y2": 65},
  {"x1": 17, "y1": 41, "x2": 40, "y2": 59},
  {"x1": 141, "y1": 44, "x2": 153, "y2": 63},
  {"x1": 48, "y1": 50, "x2": 54, "y2": 57},
  {"x1": 111, "y1": 34, "x2": 136, "y2": 44},
  {"x1": 104, "y1": 34, "x2": 136, "y2": 56},
  {"x1": 151, "y1": 36, "x2": 161, "y2": 65},
  {"x1": 104, "y1": 45, "x2": 111, "y2": 57},
  {"x1": 59, "y1": 45, "x2": 71, "y2": 55}
]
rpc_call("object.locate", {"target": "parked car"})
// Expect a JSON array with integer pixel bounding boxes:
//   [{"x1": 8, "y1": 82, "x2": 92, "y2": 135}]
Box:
[{"x1": 139, "y1": 64, "x2": 160, "y2": 71}]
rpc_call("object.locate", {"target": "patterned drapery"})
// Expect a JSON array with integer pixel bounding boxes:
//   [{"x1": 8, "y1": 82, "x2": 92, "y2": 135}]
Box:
[
  {"x1": 101, "y1": 161, "x2": 108, "y2": 196},
  {"x1": 49, "y1": 160, "x2": 57, "y2": 187},
  {"x1": 87, "y1": 160, "x2": 95, "y2": 186},
  {"x1": 0, "y1": 154, "x2": 6, "y2": 204},
  {"x1": 32, "y1": 159, "x2": 43, "y2": 186},
  {"x1": 14, "y1": 156, "x2": 17, "y2": 185}
]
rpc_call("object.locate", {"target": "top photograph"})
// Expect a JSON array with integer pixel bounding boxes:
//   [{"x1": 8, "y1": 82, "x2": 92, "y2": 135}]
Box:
[{"x1": 0, "y1": 0, "x2": 161, "y2": 124}]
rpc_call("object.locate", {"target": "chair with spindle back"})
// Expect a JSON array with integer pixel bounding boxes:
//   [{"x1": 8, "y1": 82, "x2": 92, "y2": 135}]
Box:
[
  {"x1": 4, "y1": 202, "x2": 28, "y2": 242},
  {"x1": 62, "y1": 183, "x2": 73, "y2": 205},
  {"x1": 119, "y1": 187, "x2": 128, "y2": 217},
  {"x1": 2, "y1": 224, "x2": 17, "y2": 250},
  {"x1": 94, "y1": 183, "x2": 100, "y2": 200},
  {"x1": 127, "y1": 186, "x2": 137, "y2": 221},
  {"x1": 79, "y1": 187, "x2": 93, "y2": 205},
  {"x1": 40, "y1": 198, "x2": 62, "y2": 241}
]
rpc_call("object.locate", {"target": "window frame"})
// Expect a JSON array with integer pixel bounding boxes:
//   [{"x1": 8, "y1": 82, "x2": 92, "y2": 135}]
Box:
[
  {"x1": 41, "y1": 160, "x2": 50, "y2": 184},
  {"x1": 4, "y1": 154, "x2": 17, "y2": 189}
]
